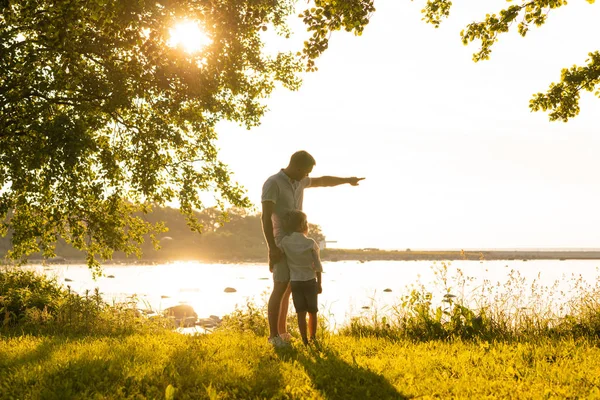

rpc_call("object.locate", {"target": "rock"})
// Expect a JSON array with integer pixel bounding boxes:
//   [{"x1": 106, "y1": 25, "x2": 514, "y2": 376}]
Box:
[
  {"x1": 163, "y1": 304, "x2": 198, "y2": 325},
  {"x1": 383, "y1": 288, "x2": 392, "y2": 293},
  {"x1": 224, "y1": 287, "x2": 237, "y2": 293},
  {"x1": 181, "y1": 316, "x2": 197, "y2": 327},
  {"x1": 197, "y1": 318, "x2": 218, "y2": 328},
  {"x1": 196, "y1": 315, "x2": 223, "y2": 329}
]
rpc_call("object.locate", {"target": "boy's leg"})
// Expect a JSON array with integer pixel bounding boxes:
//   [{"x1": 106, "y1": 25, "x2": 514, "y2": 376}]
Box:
[
  {"x1": 306, "y1": 279, "x2": 319, "y2": 340},
  {"x1": 308, "y1": 312, "x2": 318, "y2": 339},
  {"x1": 297, "y1": 311, "x2": 308, "y2": 344},
  {"x1": 291, "y1": 281, "x2": 310, "y2": 344},
  {"x1": 277, "y1": 284, "x2": 292, "y2": 336}
]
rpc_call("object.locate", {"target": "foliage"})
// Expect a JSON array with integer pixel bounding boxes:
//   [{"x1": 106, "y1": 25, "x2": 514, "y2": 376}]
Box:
[
  {"x1": 414, "y1": 0, "x2": 599, "y2": 121},
  {"x1": 219, "y1": 300, "x2": 270, "y2": 336},
  {"x1": 0, "y1": 205, "x2": 327, "y2": 261},
  {"x1": 0, "y1": 0, "x2": 373, "y2": 270},
  {"x1": 0, "y1": 268, "x2": 65, "y2": 324},
  {"x1": 0, "y1": 268, "x2": 167, "y2": 334},
  {"x1": 300, "y1": 0, "x2": 375, "y2": 71}
]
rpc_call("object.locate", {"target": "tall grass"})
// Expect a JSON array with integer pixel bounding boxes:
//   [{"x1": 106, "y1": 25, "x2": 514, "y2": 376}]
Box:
[
  {"x1": 0, "y1": 268, "x2": 169, "y2": 336},
  {"x1": 340, "y1": 262, "x2": 600, "y2": 342}
]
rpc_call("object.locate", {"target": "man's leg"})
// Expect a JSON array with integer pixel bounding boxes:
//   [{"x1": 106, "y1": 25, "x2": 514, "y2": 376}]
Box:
[
  {"x1": 278, "y1": 283, "x2": 292, "y2": 335},
  {"x1": 268, "y1": 280, "x2": 289, "y2": 339}
]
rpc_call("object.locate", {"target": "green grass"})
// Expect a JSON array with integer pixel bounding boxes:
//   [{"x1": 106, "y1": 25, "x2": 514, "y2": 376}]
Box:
[
  {"x1": 2, "y1": 330, "x2": 600, "y2": 399},
  {"x1": 4, "y1": 266, "x2": 600, "y2": 398}
]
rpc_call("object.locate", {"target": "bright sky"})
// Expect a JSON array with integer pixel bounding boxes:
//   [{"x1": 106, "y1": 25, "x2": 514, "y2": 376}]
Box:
[{"x1": 212, "y1": 0, "x2": 600, "y2": 250}]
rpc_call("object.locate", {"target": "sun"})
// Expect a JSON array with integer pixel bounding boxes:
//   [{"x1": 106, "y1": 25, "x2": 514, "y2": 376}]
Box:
[{"x1": 168, "y1": 20, "x2": 212, "y2": 53}]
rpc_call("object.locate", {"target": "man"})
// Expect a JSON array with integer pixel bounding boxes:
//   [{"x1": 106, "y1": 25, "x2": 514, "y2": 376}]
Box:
[{"x1": 261, "y1": 150, "x2": 364, "y2": 346}]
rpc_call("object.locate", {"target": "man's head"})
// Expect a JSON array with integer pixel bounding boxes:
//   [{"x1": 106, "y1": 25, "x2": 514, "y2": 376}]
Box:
[
  {"x1": 286, "y1": 150, "x2": 316, "y2": 181},
  {"x1": 284, "y1": 210, "x2": 309, "y2": 234}
]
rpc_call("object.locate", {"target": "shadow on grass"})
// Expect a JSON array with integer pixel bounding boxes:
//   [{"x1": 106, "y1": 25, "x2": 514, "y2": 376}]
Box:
[
  {"x1": 276, "y1": 343, "x2": 408, "y2": 400},
  {"x1": 0, "y1": 336, "x2": 61, "y2": 371},
  {"x1": 164, "y1": 334, "x2": 287, "y2": 398},
  {"x1": 0, "y1": 346, "x2": 135, "y2": 399}
]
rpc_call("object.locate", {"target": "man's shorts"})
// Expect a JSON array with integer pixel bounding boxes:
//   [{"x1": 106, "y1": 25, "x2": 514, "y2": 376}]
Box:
[
  {"x1": 272, "y1": 257, "x2": 290, "y2": 282},
  {"x1": 290, "y1": 279, "x2": 318, "y2": 314}
]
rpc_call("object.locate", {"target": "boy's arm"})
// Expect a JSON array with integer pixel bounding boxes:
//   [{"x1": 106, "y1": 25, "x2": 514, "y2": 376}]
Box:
[
  {"x1": 309, "y1": 176, "x2": 365, "y2": 187},
  {"x1": 312, "y1": 241, "x2": 323, "y2": 293}
]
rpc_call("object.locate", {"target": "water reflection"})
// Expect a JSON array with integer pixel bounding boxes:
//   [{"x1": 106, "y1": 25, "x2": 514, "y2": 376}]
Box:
[{"x1": 29, "y1": 259, "x2": 600, "y2": 330}]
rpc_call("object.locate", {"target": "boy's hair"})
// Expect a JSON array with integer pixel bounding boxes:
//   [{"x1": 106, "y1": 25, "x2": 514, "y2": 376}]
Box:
[
  {"x1": 289, "y1": 151, "x2": 316, "y2": 169},
  {"x1": 284, "y1": 210, "x2": 308, "y2": 233}
]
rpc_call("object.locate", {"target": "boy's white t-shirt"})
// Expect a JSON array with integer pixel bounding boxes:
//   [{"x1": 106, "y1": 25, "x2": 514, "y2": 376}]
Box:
[{"x1": 280, "y1": 232, "x2": 323, "y2": 282}]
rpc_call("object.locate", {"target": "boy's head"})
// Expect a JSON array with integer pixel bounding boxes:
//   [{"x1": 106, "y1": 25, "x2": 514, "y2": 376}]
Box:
[{"x1": 284, "y1": 210, "x2": 308, "y2": 234}]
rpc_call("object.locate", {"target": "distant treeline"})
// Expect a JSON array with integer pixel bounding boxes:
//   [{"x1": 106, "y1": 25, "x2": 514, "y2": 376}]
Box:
[{"x1": 0, "y1": 207, "x2": 325, "y2": 263}]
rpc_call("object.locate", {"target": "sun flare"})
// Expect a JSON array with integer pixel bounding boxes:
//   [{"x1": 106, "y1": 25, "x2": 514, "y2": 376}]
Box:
[{"x1": 168, "y1": 20, "x2": 212, "y2": 53}]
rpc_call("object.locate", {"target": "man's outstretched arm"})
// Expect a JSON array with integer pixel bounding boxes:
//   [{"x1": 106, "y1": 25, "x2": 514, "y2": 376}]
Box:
[{"x1": 309, "y1": 176, "x2": 365, "y2": 187}]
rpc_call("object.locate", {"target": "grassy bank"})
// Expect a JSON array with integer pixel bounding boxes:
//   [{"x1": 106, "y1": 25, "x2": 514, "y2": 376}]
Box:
[
  {"x1": 3, "y1": 267, "x2": 600, "y2": 399},
  {"x1": 2, "y1": 330, "x2": 600, "y2": 399}
]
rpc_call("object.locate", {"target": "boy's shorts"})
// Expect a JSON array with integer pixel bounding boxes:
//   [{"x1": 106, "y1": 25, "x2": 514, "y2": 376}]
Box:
[
  {"x1": 290, "y1": 279, "x2": 318, "y2": 313},
  {"x1": 272, "y1": 257, "x2": 290, "y2": 282}
]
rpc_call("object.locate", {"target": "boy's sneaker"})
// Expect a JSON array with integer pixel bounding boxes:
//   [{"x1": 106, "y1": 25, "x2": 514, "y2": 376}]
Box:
[
  {"x1": 268, "y1": 336, "x2": 288, "y2": 348},
  {"x1": 279, "y1": 332, "x2": 292, "y2": 342}
]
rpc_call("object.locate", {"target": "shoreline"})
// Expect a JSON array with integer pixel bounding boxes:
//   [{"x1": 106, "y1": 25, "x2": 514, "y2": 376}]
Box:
[
  {"x1": 320, "y1": 249, "x2": 600, "y2": 262},
  {"x1": 13, "y1": 249, "x2": 600, "y2": 266}
]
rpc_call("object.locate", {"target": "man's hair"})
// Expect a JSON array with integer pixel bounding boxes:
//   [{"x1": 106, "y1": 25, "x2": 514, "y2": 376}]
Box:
[
  {"x1": 284, "y1": 210, "x2": 308, "y2": 233},
  {"x1": 289, "y1": 150, "x2": 316, "y2": 169}
]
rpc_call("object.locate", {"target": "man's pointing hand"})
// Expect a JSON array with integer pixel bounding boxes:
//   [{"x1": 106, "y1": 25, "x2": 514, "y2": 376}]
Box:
[{"x1": 347, "y1": 177, "x2": 365, "y2": 186}]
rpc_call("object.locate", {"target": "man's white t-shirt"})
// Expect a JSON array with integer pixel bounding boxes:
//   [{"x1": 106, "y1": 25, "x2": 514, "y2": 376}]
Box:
[{"x1": 261, "y1": 169, "x2": 311, "y2": 245}]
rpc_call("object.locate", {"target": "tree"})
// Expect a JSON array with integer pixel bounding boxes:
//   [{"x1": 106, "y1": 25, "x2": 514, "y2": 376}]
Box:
[
  {"x1": 0, "y1": 0, "x2": 373, "y2": 271},
  {"x1": 416, "y1": 0, "x2": 599, "y2": 122}
]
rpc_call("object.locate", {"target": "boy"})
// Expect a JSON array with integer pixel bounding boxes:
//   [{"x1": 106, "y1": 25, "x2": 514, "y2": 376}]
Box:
[{"x1": 280, "y1": 210, "x2": 323, "y2": 345}]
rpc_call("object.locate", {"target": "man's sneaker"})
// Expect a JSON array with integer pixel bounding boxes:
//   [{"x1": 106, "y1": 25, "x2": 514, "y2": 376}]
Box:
[
  {"x1": 279, "y1": 332, "x2": 292, "y2": 342},
  {"x1": 268, "y1": 336, "x2": 288, "y2": 348}
]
